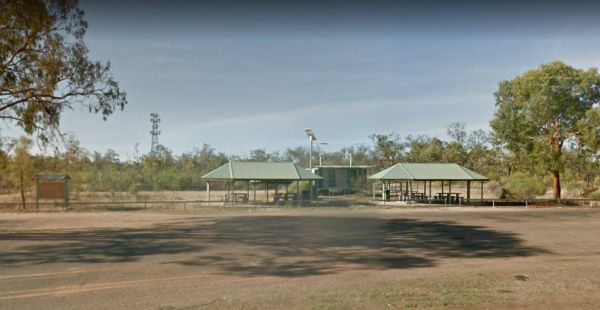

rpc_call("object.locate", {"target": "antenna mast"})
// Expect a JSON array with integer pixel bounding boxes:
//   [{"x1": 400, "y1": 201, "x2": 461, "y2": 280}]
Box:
[{"x1": 150, "y1": 113, "x2": 161, "y2": 155}]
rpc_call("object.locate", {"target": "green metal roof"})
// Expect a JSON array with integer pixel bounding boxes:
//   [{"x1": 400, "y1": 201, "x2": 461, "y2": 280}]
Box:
[
  {"x1": 369, "y1": 163, "x2": 489, "y2": 181},
  {"x1": 315, "y1": 165, "x2": 371, "y2": 169},
  {"x1": 201, "y1": 162, "x2": 322, "y2": 181}
]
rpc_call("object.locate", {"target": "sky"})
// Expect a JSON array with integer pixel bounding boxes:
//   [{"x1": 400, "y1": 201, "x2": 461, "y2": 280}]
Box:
[{"x1": 8, "y1": 0, "x2": 600, "y2": 158}]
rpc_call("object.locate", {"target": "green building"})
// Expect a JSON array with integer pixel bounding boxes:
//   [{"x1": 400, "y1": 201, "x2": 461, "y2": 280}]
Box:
[{"x1": 313, "y1": 165, "x2": 371, "y2": 195}]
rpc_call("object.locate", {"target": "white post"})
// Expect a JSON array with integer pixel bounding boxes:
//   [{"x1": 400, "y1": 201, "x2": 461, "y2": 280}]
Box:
[
  {"x1": 206, "y1": 181, "x2": 210, "y2": 206},
  {"x1": 309, "y1": 136, "x2": 313, "y2": 202},
  {"x1": 372, "y1": 182, "x2": 375, "y2": 201}
]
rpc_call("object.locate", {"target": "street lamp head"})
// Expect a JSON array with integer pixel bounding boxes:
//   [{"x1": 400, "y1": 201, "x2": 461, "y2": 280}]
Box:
[{"x1": 304, "y1": 128, "x2": 317, "y2": 141}]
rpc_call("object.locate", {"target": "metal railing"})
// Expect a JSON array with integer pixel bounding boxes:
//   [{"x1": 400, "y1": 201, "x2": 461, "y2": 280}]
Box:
[
  {"x1": 1, "y1": 197, "x2": 598, "y2": 212},
  {"x1": 410, "y1": 197, "x2": 600, "y2": 208}
]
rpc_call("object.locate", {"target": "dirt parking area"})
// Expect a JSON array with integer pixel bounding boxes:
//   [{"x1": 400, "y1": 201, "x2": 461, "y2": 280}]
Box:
[{"x1": 1, "y1": 207, "x2": 600, "y2": 309}]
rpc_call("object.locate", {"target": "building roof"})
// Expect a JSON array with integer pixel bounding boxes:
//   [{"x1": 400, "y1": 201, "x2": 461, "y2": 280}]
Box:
[
  {"x1": 315, "y1": 165, "x2": 371, "y2": 169},
  {"x1": 368, "y1": 163, "x2": 489, "y2": 181},
  {"x1": 34, "y1": 174, "x2": 70, "y2": 180},
  {"x1": 201, "y1": 162, "x2": 322, "y2": 181}
]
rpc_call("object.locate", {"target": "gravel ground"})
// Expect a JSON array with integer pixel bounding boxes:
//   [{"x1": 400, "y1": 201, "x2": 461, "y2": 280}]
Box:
[{"x1": 1, "y1": 207, "x2": 600, "y2": 309}]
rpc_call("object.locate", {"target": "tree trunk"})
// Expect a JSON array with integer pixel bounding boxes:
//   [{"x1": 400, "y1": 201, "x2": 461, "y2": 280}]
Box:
[
  {"x1": 552, "y1": 170, "x2": 561, "y2": 200},
  {"x1": 549, "y1": 125, "x2": 563, "y2": 200},
  {"x1": 19, "y1": 165, "x2": 26, "y2": 209}
]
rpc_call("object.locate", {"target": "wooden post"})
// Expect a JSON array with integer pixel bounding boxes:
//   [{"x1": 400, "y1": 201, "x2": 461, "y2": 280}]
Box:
[
  {"x1": 466, "y1": 181, "x2": 471, "y2": 202},
  {"x1": 35, "y1": 178, "x2": 39, "y2": 210},
  {"x1": 409, "y1": 181, "x2": 413, "y2": 205},
  {"x1": 232, "y1": 180, "x2": 236, "y2": 205},
  {"x1": 253, "y1": 181, "x2": 257, "y2": 205},
  {"x1": 480, "y1": 181, "x2": 484, "y2": 201},
  {"x1": 448, "y1": 181, "x2": 452, "y2": 204},
  {"x1": 382, "y1": 181, "x2": 386, "y2": 204},
  {"x1": 296, "y1": 180, "x2": 300, "y2": 204},
  {"x1": 429, "y1": 181, "x2": 432, "y2": 199},
  {"x1": 64, "y1": 178, "x2": 68, "y2": 211}
]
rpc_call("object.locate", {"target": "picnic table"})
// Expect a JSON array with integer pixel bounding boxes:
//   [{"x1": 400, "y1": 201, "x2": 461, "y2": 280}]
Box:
[
  {"x1": 274, "y1": 192, "x2": 297, "y2": 203},
  {"x1": 401, "y1": 191, "x2": 426, "y2": 200},
  {"x1": 435, "y1": 192, "x2": 462, "y2": 203},
  {"x1": 224, "y1": 192, "x2": 248, "y2": 203}
]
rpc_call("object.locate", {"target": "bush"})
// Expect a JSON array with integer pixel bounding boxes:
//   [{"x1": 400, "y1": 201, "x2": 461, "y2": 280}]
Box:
[
  {"x1": 502, "y1": 173, "x2": 547, "y2": 199},
  {"x1": 590, "y1": 190, "x2": 600, "y2": 200},
  {"x1": 564, "y1": 181, "x2": 587, "y2": 197}
]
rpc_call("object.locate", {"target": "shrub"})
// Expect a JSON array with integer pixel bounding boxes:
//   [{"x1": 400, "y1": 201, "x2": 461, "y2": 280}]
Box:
[
  {"x1": 590, "y1": 190, "x2": 600, "y2": 200},
  {"x1": 502, "y1": 173, "x2": 547, "y2": 199},
  {"x1": 564, "y1": 181, "x2": 587, "y2": 197}
]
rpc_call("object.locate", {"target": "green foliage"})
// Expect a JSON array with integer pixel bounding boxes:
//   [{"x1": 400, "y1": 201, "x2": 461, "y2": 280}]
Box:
[
  {"x1": 502, "y1": 173, "x2": 547, "y2": 199},
  {"x1": 563, "y1": 181, "x2": 587, "y2": 197},
  {"x1": 491, "y1": 61, "x2": 600, "y2": 199},
  {"x1": 7, "y1": 136, "x2": 36, "y2": 207},
  {"x1": 0, "y1": 0, "x2": 127, "y2": 144},
  {"x1": 288, "y1": 181, "x2": 311, "y2": 193},
  {"x1": 369, "y1": 133, "x2": 405, "y2": 169}
]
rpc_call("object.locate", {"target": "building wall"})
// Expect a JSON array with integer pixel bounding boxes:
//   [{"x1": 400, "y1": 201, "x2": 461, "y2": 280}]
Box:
[{"x1": 316, "y1": 167, "x2": 368, "y2": 193}]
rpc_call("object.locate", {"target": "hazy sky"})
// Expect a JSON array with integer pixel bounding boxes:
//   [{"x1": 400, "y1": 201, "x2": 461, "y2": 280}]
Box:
[{"x1": 13, "y1": 0, "x2": 600, "y2": 158}]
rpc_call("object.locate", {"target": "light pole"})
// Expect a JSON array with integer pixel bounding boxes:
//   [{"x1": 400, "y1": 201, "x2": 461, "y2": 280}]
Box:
[
  {"x1": 317, "y1": 142, "x2": 328, "y2": 166},
  {"x1": 304, "y1": 128, "x2": 317, "y2": 201}
]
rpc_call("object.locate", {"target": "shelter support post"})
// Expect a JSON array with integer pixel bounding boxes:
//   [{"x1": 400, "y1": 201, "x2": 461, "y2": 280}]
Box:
[
  {"x1": 441, "y1": 181, "x2": 444, "y2": 194},
  {"x1": 382, "y1": 181, "x2": 385, "y2": 204},
  {"x1": 253, "y1": 181, "x2": 256, "y2": 205},
  {"x1": 409, "y1": 181, "x2": 413, "y2": 204},
  {"x1": 481, "y1": 181, "x2": 484, "y2": 201},
  {"x1": 448, "y1": 181, "x2": 452, "y2": 204},
  {"x1": 296, "y1": 180, "x2": 300, "y2": 204},
  {"x1": 429, "y1": 181, "x2": 432, "y2": 199},
  {"x1": 467, "y1": 181, "x2": 471, "y2": 202}
]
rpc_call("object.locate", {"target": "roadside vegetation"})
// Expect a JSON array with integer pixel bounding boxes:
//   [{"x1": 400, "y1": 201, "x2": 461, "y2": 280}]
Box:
[{"x1": 1, "y1": 2, "x2": 598, "y2": 204}]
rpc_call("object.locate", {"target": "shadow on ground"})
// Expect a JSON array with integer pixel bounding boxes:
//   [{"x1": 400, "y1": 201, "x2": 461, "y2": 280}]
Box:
[{"x1": 0, "y1": 215, "x2": 548, "y2": 277}]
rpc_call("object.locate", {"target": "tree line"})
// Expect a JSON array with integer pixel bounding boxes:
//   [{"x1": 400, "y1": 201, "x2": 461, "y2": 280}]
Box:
[
  {"x1": 1, "y1": 119, "x2": 598, "y2": 203},
  {"x1": 1, "y1": 2, "x2": 599, "y2": 204}
]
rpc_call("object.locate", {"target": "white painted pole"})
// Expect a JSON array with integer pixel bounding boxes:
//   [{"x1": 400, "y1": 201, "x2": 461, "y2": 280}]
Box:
[{"x1": 206, "y1": 182, "x2": 210, "y2": 206}]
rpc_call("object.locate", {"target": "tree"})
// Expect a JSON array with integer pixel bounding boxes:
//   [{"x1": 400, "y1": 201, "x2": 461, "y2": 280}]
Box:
[
  {"x1": 1, "y1": 0, "x2": 127, "y2": 143},
  {"x1": 577, "y1": 106, "x2": 600, "y2": 161},
  {"x1": 8, "y1": 136, "x2": 35, "y2": 208},
  {"x1": 491, "y1": 61, "x2": 600, "y2": 199},
  {"x1": 369, "y1": 133, "x2": 405, "y2": 169},
  {"x1": 447, "y1": 122, "x2": 467, "y2": 145}
]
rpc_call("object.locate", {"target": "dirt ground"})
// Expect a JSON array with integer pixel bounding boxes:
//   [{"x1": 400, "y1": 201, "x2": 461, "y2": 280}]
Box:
[{"x1": 1, "y1": 207, "x2": 600, "y2": 309}]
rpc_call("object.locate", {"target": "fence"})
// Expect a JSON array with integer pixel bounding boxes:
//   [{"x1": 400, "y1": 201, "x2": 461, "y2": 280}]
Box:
[
  {"x1": 395, "y1": 197, "x2": 600, "y2": 208},
  {"x1": 0, "y1": 198, "x2": 323, "y2": 212},
  {"x1": 0, "y1": 197, "x2": 599, "y2": 212}
]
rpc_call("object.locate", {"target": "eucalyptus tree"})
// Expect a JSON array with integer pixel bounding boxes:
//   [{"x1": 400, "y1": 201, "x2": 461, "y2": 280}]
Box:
[
  {"x1": 1, "y1": 0, "x2": 127, "y2": 143},
  {"x1": 491, "y1": 61, "x2": 600, "y2": 199}
]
